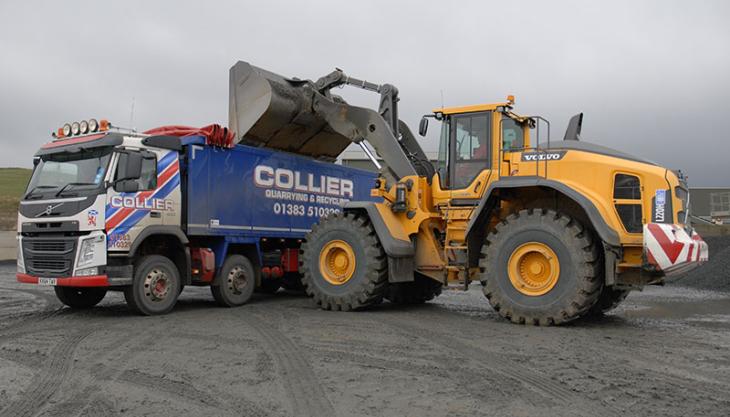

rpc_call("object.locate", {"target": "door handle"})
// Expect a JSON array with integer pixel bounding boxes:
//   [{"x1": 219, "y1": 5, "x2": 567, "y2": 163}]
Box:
[{"x1": 150, "y1": 211, "x2": 161, "y2": 218}]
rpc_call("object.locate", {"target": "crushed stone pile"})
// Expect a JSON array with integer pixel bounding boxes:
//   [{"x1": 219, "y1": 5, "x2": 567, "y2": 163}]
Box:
[{"x1": 671, "y1": 236, "x2": 730, "y2": 292}]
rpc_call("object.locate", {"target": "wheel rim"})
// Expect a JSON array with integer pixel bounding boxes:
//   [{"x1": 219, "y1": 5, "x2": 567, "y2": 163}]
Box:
[
  {"x1": 227, "y1": 266, "x2": 248, "y2": 295},
  {"x1": 319, "y1": 240, "x2": 356, "y2": 285},
  {"x1": 507, "y1": 242, "x2": 560, "y2": 296},
  {"x1": 144, "y1": 268, "x2": 171, "y2": 302}
]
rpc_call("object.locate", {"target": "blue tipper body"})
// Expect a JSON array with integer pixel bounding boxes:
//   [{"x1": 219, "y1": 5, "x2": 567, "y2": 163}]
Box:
[{"x1": 180, "y1": 136, "x2": 377, "y2": 266}]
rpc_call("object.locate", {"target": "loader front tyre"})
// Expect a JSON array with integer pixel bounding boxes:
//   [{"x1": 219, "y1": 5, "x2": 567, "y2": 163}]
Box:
[
  {"x1": 300, "y1": 212, "x2": 387, "y2": 311},
  {"x1": 385, "y1": 273, "x2": 443, "y2": 305},
  {"x1": 124, "y1": 255, "x2": 181, "y2": 316},
  {"x1": 586, "y1": 287, "x2": 629, "y2": 316},
  {"x1": 480, "y1": 209, "x2": 602, "y2": 326},
  {"x1": 211, "y1": 255, "x2": 256, "y2": 307},
  {"x1": 54, "y1": 287, "x2": 107, "y2": 309}
]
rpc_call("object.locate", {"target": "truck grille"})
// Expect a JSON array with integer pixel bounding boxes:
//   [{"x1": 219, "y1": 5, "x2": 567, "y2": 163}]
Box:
[{"x1": 22, "y1": 236, "x2": 77, "y2": 277}]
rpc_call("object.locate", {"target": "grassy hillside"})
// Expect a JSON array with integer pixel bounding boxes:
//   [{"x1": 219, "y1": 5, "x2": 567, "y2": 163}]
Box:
[{"x1": 0, "y1": 168, "x2": 32, "y2": 230}]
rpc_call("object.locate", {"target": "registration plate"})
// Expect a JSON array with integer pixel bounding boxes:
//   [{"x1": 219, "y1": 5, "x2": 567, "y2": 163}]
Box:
[{"x1": 38, "y1": 278, "x2": 57, "y2": 286}]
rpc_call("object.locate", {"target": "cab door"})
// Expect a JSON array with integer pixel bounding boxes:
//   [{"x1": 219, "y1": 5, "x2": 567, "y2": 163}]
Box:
[{"x1": 436, "y1": 111, "x2": 492, "y2": 198}]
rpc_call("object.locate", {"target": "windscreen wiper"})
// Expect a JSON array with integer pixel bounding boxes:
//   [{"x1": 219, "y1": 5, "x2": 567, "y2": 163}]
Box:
[
  {"x1": 55, "y1": 182, "x2": 96, "y2": 197},
  {"x1": 24, "y1": 185, "x2": 56, "y2": 199}
]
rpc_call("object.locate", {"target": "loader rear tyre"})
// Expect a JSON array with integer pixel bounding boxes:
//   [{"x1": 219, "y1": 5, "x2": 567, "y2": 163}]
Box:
[
  {"x1": 54, "y1": 286, "x2": 107, "y2": 309},
  {"x1": 211, "y1": 255, "x2": 256, "y2": 307},
  {"x1": 586, "y1": 287, "x2": 630, "y2": 316},
  {"x1": 385, "y1": 273, "x2": 443, "y2": 305},
  {"x1": 480, "y1": 209, "x2": 603, "y2": 326},
  {"x1": 300, "y1": 212, "x2": 387, "y2": 311},
  {"x1": 124, "y1": 255, "x2": 181, "y2": 316}
]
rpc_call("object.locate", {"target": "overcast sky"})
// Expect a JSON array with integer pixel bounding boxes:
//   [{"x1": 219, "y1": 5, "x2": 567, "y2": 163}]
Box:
[{"x1": 1, "y1": 0, "x2": 728, "y2": 186}]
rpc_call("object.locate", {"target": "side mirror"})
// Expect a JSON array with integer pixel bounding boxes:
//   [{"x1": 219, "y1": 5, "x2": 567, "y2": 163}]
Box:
[
  {"x1": 114, "y1": 179, "x2": 140, "y2": 193},
  {"x1": 117, "y1": 152, "x2": 143, "y2": 180},
  {"x1": 418, "y1": 117, "x2": 429, "y2": 137}
]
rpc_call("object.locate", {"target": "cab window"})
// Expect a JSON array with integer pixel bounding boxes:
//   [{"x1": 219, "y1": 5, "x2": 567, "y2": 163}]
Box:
[
  {"x1": 502, "y1": 117, "x2": 524, "y2": 150},
  {"x1": 115, "y1": 152, "x2": 157, "y2": 191}
]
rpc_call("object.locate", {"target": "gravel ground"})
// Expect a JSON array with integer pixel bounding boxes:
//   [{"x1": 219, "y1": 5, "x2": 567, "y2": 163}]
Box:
[
  {"x1": 0, "y1": 263, "x2": 729, "y2": 417},
  {"x1": 671, "y1": 236, "x2": 730, "y2": 292}
]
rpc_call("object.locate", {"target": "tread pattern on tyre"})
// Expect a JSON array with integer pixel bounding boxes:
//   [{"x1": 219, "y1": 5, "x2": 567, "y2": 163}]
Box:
[
  {"x1": 480, "y1": 209, "x2": 603, "y2": 326},
  {"x1": 300, "y1": 212, "x2": 388, "y2": 311}
]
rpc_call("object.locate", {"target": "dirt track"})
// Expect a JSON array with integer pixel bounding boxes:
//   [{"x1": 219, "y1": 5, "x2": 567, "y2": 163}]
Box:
[{"x1": 0, "y1": 263, "x2": 729, "y2": 417}]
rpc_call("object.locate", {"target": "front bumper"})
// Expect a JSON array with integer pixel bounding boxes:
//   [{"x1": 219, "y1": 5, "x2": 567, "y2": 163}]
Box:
[
  {"x1": 644, "y1": 223, "x2": 708, "y2": 276},
  {"x1": 17, "y1": 273, "x2": 110, "y2": 287}
]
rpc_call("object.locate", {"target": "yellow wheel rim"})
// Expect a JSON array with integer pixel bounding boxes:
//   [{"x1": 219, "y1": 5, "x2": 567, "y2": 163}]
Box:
[
  {"x1": 507, "y1": 242, "x2": 560, "y2": 296},
  {"x1": 319, "y1": 240, "x2": 356, "y2": 285}
]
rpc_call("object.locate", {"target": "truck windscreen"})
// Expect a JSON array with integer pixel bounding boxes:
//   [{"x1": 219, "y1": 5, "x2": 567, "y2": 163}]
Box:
[{"x1": 25, "y1": 148, "x2": 112, "y2": 199}]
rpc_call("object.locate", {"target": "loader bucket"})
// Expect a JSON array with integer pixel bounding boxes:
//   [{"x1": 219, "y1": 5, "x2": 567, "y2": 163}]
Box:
[{"x1": 228, "y1": 61, "x2": 352, "y2": 160}]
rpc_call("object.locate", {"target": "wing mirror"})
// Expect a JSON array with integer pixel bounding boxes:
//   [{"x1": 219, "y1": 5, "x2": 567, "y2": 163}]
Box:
[
  {"x1": 114, "y1": 180, "x2": 140, "y2": 193},
  {"x1": 418, "y1": 117, "x2": 429, "y2": 137},
  {"x1": 117, "y1": 152, "x2": 143, "y2": 180}
]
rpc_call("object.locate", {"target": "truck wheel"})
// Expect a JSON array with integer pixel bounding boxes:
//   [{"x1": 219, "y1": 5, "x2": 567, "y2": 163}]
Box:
[
  {"x1": 385, "y1": 273, "x2": 442, "y2": 304},
  {"x1": 480, "y1": 209, "x2": 602, "y2": 325},
  {"x1": 211, "y1": 255, "x2": 255, "y2": 307},
  {"x1": 300, "y1": 212, "x2": 387, "y2": 311},
  {"x1": 586, "y1": 287, "x2": 630, "y2": 316},
  {"x1": 54, "y1": 287, "x2": 107, "y2": 309},
  {"x1": 124, "y1": 255, "x2": 181, "y2": 316}
]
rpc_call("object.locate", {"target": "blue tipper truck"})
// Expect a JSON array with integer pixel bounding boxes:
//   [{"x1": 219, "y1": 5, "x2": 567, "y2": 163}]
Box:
[{"x1": 16, "y1": 123, "x2": 376, "y2": 315}]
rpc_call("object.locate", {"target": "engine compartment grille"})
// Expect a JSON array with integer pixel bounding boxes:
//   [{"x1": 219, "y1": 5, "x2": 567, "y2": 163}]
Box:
[{"x1": 22, "y1": 236, "x2": 77, "y2": 276}]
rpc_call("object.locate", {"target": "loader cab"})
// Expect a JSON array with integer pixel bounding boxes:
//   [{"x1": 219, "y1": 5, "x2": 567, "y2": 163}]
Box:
[{"x1": 427, "y1": 99, "x2": 529, "y2": 194}]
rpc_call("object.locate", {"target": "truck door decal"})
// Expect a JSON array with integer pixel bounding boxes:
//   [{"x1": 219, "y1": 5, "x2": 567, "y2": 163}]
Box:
[{"x1": 106, "y1": 151, "x2": 179, "y2": 242}]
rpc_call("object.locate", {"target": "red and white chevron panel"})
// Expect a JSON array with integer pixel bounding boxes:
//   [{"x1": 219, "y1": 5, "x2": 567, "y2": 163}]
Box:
[{"x1": 644, "y1": 223, "x2": 708, "y2": 274}]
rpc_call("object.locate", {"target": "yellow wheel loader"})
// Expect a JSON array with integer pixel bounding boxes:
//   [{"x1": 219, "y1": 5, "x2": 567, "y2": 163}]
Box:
[{"x1": 229, "y1": 61, "x2": 708, "y2": 325}]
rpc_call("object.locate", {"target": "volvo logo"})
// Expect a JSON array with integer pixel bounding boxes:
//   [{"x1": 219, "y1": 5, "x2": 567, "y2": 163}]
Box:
[{"x1": 36, "y1": 202, "x2": 64, "y2": 217}]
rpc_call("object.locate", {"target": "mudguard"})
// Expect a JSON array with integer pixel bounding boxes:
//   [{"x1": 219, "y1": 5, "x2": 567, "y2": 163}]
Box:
[{"x1": 344, "y1": 202, "x2": 415, "y2": 283}]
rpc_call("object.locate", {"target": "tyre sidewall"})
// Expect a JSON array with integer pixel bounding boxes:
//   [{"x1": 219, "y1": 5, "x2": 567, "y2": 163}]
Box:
[
  {"x1": 131, "y1": 255, "x2": 181, "y2": 315},
  {"x1": 493, "y1": 228, "x2": 577, "y2": 311}
]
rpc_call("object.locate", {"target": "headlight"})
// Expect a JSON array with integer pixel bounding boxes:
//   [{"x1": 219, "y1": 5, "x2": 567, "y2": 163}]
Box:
[
  {"x1": 62, "y1": 123, "x2": 72, "y2": 136},
  {"x1": 76, "y1": 267, "x2": 99, "y2": 276},
  {"x1": 88, "y1": 118, "x2": 98, "y2": 132},
  {"x1": 80, "y1": 120, "x2": 89, "y2": 134},
  {"x1": 77, "y1": 235, "x2": 104, "y2": 268},
  {"x1": 17, "y1": 237, "x2": 25, "y2": 274}
]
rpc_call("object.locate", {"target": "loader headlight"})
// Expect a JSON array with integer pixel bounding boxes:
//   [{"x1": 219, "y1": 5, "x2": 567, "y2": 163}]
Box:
[{"x1": 77, "y1": 235, "x2": 104, "y2": 268}]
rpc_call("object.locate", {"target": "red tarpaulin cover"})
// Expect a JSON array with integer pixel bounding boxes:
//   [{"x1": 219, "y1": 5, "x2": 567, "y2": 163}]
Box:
[{"x1": 143, "y1": 124, "x2": 235, "y2": 148}]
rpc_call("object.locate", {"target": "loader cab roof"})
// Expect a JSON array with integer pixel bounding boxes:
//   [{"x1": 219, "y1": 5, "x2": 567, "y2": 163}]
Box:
[{"x1": 434, "y1": 101, "x2": 512, "y2": 115}]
